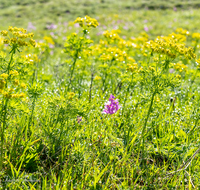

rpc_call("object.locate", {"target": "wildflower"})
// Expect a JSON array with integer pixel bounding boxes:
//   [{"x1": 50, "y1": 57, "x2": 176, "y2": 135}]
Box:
[
  {"x1": 20, "y1": 83, "x2": 26, "y2": 89},
  {"x1": 1, "y1": 73, "x2": 9, "y2": 79},
  {"x1": 68, "y1": 92, "x2": 75, "y2": 100},
  {"x1": 13, "y1": 79, "x2": 19, "y2": 86},
  {"x1": 77, "y1": 116, "x2": 82, "y2": 123},
  {"x1": 18, "y1": 92, "x2": 25, "y2": 98},
  {"x1": 144, "y1": 26, "x2": 149, "y2": 32},
  {"x1": 1, "y1": 30, "x2": 8, "y2": 36},
  {"x1": 46, "y1": 24, "x2": 57, "y2": 30},
  {"x1": 3, "y1": 39, "x2": 9, "y2": 44},
  {"x1": 94, "y1": 76, "x2": 101, "y2": 81},
  {"x1": 27, "y1": 22, "x2": 36, "y2": 31},
  {"x1": 74, "y1": 16, "x2": 99, "y2": 28},
  {"x1": 103, "y1": 94, "x2": 120, "y2": 114}
]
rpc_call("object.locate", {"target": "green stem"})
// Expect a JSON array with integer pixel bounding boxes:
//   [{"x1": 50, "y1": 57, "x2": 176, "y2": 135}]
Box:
[
  {"x1": 0, "y1": 98, "x2": 8, "y2": 171},
  {"x1": 141, "y1": 90, "x2": 156, "y2": 166},
  {"x1": 0, "y1": 47, "x2": 15, "y2": 171},
  {"x1": 26, "y1": 97, "x2": 36, "y2": 141},
  {"x1": 89, "y1": 73, "x2": 94, "y2": 103},
  {"x1": 186, "y1": 68, "x2": 198, "y2": 99},
  {"x1": 67, "y1": 50, "x2": 80, "y2": 91}
]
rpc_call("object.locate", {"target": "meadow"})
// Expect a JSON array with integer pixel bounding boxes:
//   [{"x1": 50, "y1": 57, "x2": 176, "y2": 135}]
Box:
[{"x1": 0, "y1": 0, "x2": 200, "y2": 189}]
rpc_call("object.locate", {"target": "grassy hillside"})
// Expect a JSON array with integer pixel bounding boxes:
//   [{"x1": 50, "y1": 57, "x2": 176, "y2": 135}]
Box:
[
  {"x1": 0, "y1": 0, "x2": 200, "y2": 30},
  {"x1": 0, "y1": 1, "x2": 200, "y2": 189}
]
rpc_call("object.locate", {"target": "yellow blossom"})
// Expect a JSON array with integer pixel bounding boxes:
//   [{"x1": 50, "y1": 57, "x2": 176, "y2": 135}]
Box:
[{"x1": 1, "y1": 73, "x2": 8, "y2": 79}]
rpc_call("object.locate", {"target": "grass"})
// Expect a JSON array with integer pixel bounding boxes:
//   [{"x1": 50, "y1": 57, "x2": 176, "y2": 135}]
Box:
[{"x1": 0, "y1": 1, "x2": 200, "y2": 189}]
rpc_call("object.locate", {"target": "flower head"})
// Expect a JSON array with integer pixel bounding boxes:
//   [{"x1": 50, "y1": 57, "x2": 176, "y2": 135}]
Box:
[
  {"x1": 103, "y1": 94, "x2": 120, "y2": 114},
  {"x1": 77, "y1": 116, "x2": 82, "y2": 123}
]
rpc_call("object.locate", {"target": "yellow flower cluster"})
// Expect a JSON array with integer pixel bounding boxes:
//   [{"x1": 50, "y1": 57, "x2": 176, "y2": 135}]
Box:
[
  {"x1": 103, "y1": 30, "x2": 121, "y2": 41},
  {"x1": 68, "y1": 92, "x2": 75, "y2": 100},
  {"x1": 0, "y1": 69, "x2": 27, "y2": 99},
  {"x1": 118, "y1": 39, "x2": 137, "y2": 49},
  {"x1": 0, "y1": 70, "x2": 19, "y2": 80},
  {"x1": 10, "y1": 70, "x2": 19, "y2": 76},
  {"x1": 192, "y1": 33, "x2": 200, "y2": 40},
  {"x1": 74, "y1": 16, "x2": 99, "y2": 28},
  {"x1": 1, "y1": 73, "x2": 9, "y2": 79},
  {"x1": 176, "y1": 74, "x2": 181, "y2": 79},
  {"x1": 100, "y1": 47, "x2": 127, "y2": 62},
  {"x1": 145, "y1": 34, "x2": 196, "y2": 59},
  {"x1": 196, "y1": 58, "x2": 200, "y2": 68},
  {"x1": 126, "y1": 63, "x2": 138, "y2": 72},
  {"x1": 132, "y1": 33, "x2": 149, "y2": 44},
  {"x1": 1, "y1": 30, "x2": 8, "y2": 36},
  {"x1": 173, "y1": 62, "x2": 188, "y2": 72},
  {"x1": 94, "y1": 76, "x2": 101, "y2": 81},
  {"x1": 0, "y1": 26, "x2": 36, "y2": 47},
  {"x1": 21, "y1": 54, "x2": 40, "y2": 65},
  {"x1": 43, "y1": 36, "x2": 55, "y2": 45},
  {"x1": 175, "y1": 28, "x2": 190, "y2": 36},
  {"x1": 3, "y1": 91, "x2": 25, "y2": 99}
]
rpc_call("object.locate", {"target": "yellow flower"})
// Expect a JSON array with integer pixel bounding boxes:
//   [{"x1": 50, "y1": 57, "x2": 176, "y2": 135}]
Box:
[
  {"x1": 3, "y1": 39, "x2": 9, "y2": 44},
  {"x1": 8, "y1": 26, "x2": 14, "y2": 32},
  {"x1": 3, "y1": 91, "x2": 12, "y2": 99},
  {"x1": 74, "y1": 16, "x2": 99, "y2": 28},
  {"x1": 94, "y1": 76, "x2": 101, "y2": 81},
  {"x1": 72, "y1": 33, "x2": 77, "y2": 37},
  {"x1": 127, "y1": 63, "x2": 138, "y2": 72},
  {"x1": 68, "y1": 92, "x2": 75, "y2": 100},
  {"x1": 43, "y1": 36, "x2": 55, "y2": 45},
  {"x1": 20, "y1": 83, "x2": 26, "y2": 89},
  {"x1": 13, "y1": 79, "x2": 19, "y2": 86},
  {"x1": 10, "y1": 70, "x2": 19, "y2": 76},
  {"x1": 8, "y1": 88, "x2": 14, "y2": 93},
  {"x1": 176, "y1": 74, "x2": 181, "y2": 79},
  {"x1": 1, "y1": 30, "x2": 8, "y2": 36},
  {"x1": 29, "y1": 39, "x2": 36, "y2": 47},
  {"x1": 1, "y1": 73, "x2": 9, "y2": 79},
  {"x1": 18, "y1": 92, "x2": 26, "y2": 98},
  {"x1": 28, "y1": 33, "x2": 34, "y2": 38}
]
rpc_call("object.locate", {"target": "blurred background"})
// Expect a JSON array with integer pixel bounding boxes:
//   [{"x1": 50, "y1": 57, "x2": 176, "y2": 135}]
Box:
[{"x1": 1, "y1": 0, "x2": 200, "y2": 39}]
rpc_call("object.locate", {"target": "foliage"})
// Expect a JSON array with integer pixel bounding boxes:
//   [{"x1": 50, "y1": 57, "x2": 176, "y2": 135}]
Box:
[{"x1": 0, "y1": 7, "x2": 200, "y2": 189}]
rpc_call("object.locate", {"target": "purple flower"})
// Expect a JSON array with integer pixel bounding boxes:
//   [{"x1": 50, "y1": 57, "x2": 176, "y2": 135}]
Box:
[
  {"x1": 102, "y1": 94, "x2": 120, "y2": 114},
  {"x1": 46, "y1": 24, "x2": 57, "y2": 30},
  {"x1": 74, "y1": 23, "x2": 80, "y2": 28},
  {"x1": 77, "y1": 116, "x2": 82, "y2": 123},
  {"x1": 123, "y1": 26, "x2": 129, "y2": 30},
  {"x1": 27, "y1": 22, "x2": 36, "y2": 31},
  {"x1": 49, "y1": 44, "x2": 55, "y2": 49},
  {"x1": 144, "y1": 26, "x2": 149, "y2": 32}
]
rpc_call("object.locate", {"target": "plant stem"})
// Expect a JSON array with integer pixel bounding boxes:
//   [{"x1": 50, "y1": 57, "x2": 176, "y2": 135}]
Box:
[
  {"x1": 0, "y1": 98, "x2": 8, "y2": 171},
  {"x1": 0, "y1": 48, "x2": 15, "y2": 171},
  {"x1": 186, "y1": 68, "x2": 198, "y2": 99},
  {"x1": 89, "y1": 73, "x2": 94, "y2": 103},
  {"x1": 141, "y1": 89, "x2": 156, "y2": 166},
  {"x1": 26, "y1": 97, "x2": 36, "y2": 141}
]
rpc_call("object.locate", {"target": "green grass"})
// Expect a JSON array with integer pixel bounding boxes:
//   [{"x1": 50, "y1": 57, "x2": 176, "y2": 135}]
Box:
[{"x1": 0, "y1": 1, "x2": 200, "y2": 189}]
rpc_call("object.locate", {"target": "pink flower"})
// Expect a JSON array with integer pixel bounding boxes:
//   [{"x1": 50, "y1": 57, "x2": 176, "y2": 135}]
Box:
[
  {"x1": 144, "y1": 26, "x2": 149, "y2": 32},
  {"x1": 102, "y1": 94, "x2": 120, "y2": 114},
  {"x1": 77, "y1": 116, "x2": 82, "y2": 123},
  {"x1": 27, "y1": 22, "x2": 36, "y2": 31}
]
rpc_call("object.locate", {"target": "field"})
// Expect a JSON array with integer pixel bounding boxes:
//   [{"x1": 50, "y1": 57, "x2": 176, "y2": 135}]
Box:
[{"x1": 0, "y1": 0, "x2": 200, "y2": 189}]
